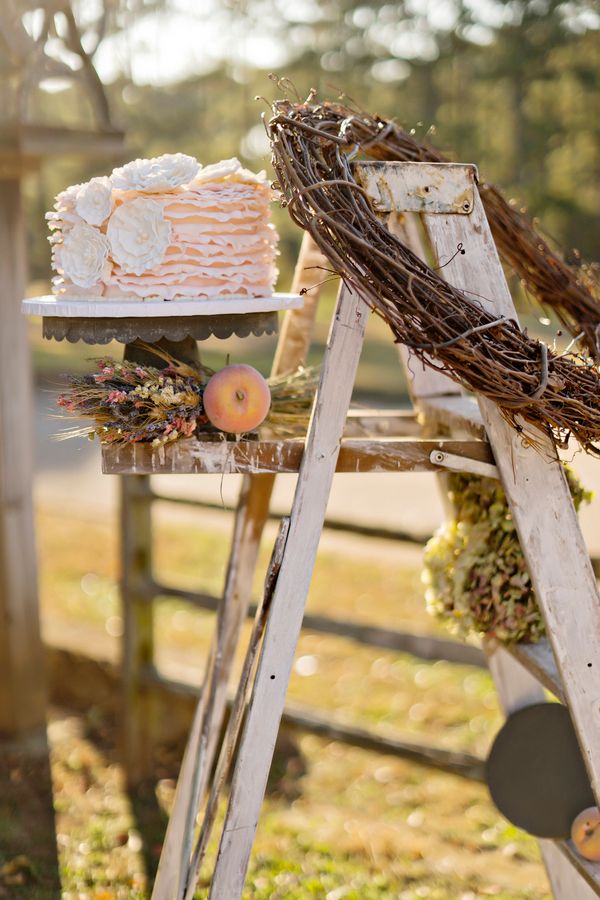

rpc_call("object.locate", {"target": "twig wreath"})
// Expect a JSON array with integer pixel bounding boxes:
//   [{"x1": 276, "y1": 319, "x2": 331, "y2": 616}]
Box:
[
  {"x1": 268, "y1": 97, "x2": 600, "y2": 457},
  {"x1": 267, "y1": 90, "x2": 600, "y2": 358}
]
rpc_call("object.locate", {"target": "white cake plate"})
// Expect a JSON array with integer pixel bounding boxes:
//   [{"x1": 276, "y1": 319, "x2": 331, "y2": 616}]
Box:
[
  {"x1": 22, "y1": 293, "x2": 303, "y2": 319},
  {"x1": 22, "y1": 293, "x2": 304, "y2": 345}
]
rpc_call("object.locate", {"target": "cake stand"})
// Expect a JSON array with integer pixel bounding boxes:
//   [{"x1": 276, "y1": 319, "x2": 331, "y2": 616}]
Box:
[{"x1": 22, "y1": 293, "x2": 304, "y2": 365}]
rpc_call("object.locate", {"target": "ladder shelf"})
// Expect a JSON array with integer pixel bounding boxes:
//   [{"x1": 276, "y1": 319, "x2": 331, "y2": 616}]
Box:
[{"x1": 102, "y1": 434, "x2": 494, "y2": 476}]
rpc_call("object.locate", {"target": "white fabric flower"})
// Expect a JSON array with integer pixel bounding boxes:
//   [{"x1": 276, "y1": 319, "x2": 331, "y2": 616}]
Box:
[
  {"x1": 237, "y1": 166, "x2": 269, "y2": 185},
  {"x1": 111, "y1": 153, "x2": 199, "y2": 192},
  {"x1": 75, "y1": 176, "x2": 113, "y2": 226},
  {"x1": 60, "y1": 222, "x2": 110, "y2": 288},
  {"x1": 107, "y1": 197, "x2": 171, "y2": 274},
  {"x1": 54, "y1": 182, "x2": 83, "y2": 212},
  {"x1": 188, "y1": 158, "x2": 269, "y2": 188},
  {"x1": 191, "y1": 157, "x2": 242, "y2": 184}
]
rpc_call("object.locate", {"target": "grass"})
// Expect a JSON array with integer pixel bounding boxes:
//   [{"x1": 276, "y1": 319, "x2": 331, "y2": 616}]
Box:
[{"x1": 2, "y1": 499, "x2": 551, "y2": 898}]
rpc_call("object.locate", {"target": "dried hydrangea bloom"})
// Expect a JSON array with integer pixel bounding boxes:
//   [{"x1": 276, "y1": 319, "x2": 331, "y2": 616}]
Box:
[{"x1": 422, "y1": 468, "x2": 590, "y2": 644}]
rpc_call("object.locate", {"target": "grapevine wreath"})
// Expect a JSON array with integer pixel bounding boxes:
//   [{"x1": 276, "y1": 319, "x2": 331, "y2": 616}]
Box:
[
  {"x1": 268, "y1": 90, "x2": 600, "y2": 359},
  {"x1": 268, "y1": 97, "x2": 600, "y2": 457}
]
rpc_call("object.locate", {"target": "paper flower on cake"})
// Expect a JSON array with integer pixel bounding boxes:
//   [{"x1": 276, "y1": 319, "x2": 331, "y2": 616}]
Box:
[
  {"x1": 54, "y1": 182, "x2": 83, "y2": 212},
  {"x1": 187, "y1": 157, "x2": 268, "y2": 187},
  {"x1": 111, "y1": 153, "x2": 199, "y2": 192},
  {"x1": 107, "y1": 197, "x2": 171, "y2": 275},
  {"x1": 75, "y1": 176, "x2": 113, "y2": 226},
  {"x1": 191, "y1": 157, "x2": 242, "y2": 184},
  {"x1": 59, "y1": 222, "x2": 110, "y2": 288},
  {"x1": 237, "y1": 166, "x2": 269, "y2": 185}
]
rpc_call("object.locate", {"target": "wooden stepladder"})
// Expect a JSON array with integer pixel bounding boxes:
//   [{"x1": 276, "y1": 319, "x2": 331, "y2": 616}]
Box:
[{"x1": 152, "y1": 162, "x2": 600, "y2": 899}]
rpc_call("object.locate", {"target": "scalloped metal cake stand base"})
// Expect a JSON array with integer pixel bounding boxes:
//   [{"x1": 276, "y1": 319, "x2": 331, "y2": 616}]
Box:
[{"x1": 42, "y1": 311, "x2": 279, "y2": 345}]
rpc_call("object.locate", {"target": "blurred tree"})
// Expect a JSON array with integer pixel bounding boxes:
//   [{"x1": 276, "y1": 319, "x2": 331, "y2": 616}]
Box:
[{"x1": 25, "y1": 0, "x2": 600, "y2": 282}]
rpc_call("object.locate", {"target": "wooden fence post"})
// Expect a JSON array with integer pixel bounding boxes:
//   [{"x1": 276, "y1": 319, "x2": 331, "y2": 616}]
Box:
[
  {"x1": 0, "y1": 176, "x2": 47, "y2": 740},
  {"x1": 121, "y1": 474, "x2": 155, "y2": 779}
]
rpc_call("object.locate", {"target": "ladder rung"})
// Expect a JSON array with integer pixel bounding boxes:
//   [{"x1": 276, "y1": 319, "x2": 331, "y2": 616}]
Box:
[
  {"x1": 509, "y1": 639, "x2": 564, "y2": 702},
  {"x1": 344, "y1": 409, "x2": 421, "y2": 437},
  {"x1": 556, "y1": 840, "x2": 600, "y2": 896},
  {"x1": 419, "y1": 395, "x2": 486, "y2": 439},
  {"x1": 102, "y1": 437, "x2": 494, "y2": 476}
]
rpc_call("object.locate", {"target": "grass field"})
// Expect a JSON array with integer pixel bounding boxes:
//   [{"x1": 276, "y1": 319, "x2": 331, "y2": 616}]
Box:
[{"x1": 0, "y1": 500, "x2": 551, "y2": 898}]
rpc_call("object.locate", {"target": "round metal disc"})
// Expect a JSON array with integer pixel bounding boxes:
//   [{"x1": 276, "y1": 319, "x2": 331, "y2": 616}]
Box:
[{"x1": 486, "y1": 702, "x2": 594, "y2": 838}]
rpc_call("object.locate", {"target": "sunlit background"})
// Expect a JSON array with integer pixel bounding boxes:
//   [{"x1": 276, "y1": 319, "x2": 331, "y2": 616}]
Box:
[{"x1": 19, "y1": 0, "x2": 600, "y2": 283}]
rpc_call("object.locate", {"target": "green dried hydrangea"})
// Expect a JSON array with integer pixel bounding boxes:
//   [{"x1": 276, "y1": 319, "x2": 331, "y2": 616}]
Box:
[{"x1": 422, "y1": 468, "x2": 592, "y2": 645}]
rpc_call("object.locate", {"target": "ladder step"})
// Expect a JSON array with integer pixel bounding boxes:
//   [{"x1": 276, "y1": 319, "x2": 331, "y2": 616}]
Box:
[
  {"x1": 102, "y1": 437, "x2": 493, "y2": 476},
  {"x1": 555, "y1": 840, "x2": 600, "y2": 896},
  {"x1": 344, "y1": 408, "x2": 421, "y2": 437},
  {"x1": 418, "y1": 395, "x2": 486, "y2": 439},
  {"x1": 509, "y1": 639, "x2": 564, "y2": 702}
]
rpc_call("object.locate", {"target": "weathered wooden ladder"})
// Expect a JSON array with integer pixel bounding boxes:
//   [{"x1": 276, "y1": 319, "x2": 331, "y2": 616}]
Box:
[{"x1": 148, "y1": 161, "x2": 600, "y2": 899}]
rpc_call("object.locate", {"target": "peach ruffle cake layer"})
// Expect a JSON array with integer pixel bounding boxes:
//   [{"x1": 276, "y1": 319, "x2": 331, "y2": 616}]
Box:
[{"x1": 46, "y1": 156, "x2": 279, "y2": 301}]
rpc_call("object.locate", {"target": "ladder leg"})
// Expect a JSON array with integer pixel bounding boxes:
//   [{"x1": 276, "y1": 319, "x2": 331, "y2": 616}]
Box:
[
  {"x1": 418, "y1": 190, "x2": 600, "y2": 899},
  {"x1": 183, "y1": 234, "x2": 324, "y2": 808},
  {"x1": 179, "y1": 235, "x2": 325, "y2": 789},
  {"x1": 539, "y1": 841, "x2": 600, "y2": 900},
  {"x1": 151, "y1": 476, "x2": 274, "y2": 899},
  {"x1": 183, "y1": 519, "x2": 291, "y2": 899},
  {"x1": 394, "y1": 208, "x2": 587, "y2": 900},
  {"x1": 207, "y1": 285, "x2": 369, "y2": 899},
  {"x1": 121, "y1": 474, "x2": 154, "y2": 782},
  {"x1": 423, "y1": 191, "x2": 600, "y2": 804},
  {"x1": 152, "y1": 235, "x2": 325, "y2": 897}
]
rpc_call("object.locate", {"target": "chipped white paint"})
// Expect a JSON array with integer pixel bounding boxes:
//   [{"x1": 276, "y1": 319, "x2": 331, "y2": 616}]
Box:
[
  {"x1": 544, "y1": 841, "x2": 600, "y2": 898},
  {"x1": 21, "y1": 292, "x2": 303, "y2": 319},
  {"x1": 356, "y1": 161, "x2": 476, "y2": 215},
  {"x1": 102, "y1": 437, "x2": 494, "y2": 477},
  {"x1": 418, "y1": 177, "x2": 600, "y2": 899},
  {"x1": 419, "y1": 394, "x2": 485, "y2": 439}
]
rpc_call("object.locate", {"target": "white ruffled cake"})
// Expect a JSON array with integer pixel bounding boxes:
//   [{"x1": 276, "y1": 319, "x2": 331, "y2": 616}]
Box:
[{"x1": 46, "y1": 154, "x2": 278, "y2": 301}]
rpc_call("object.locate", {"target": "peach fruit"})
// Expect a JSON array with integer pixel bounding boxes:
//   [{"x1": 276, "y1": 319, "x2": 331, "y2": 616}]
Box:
[
  {"x1": 571, "y1": 806, "x2": 600, "y2": 860},
  {"x1": 202, "y1": 364, "x2": 271, "y2": 434}
]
